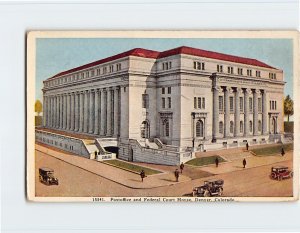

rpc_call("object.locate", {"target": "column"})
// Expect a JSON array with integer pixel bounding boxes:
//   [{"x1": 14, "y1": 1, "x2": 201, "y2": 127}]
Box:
[
  {"x1": 74, "y1": 92, "x2": 79, "y2": 131},
  {"x1": 66, "y1": 93, "x2": 70, "y2": 130},
  {"x1": 70, "y1": 93, "x2": 75, "y2": 131},
  {"x1": 212, "y1": 86, "x2": 219, "y2": 142},
  {"x1": 224, "y1": 87, "x2": 230, "y2": 138},
  {"x1": 63, "y1": 94, "x2": 67, "y2": 129},
  {"x1": 51, "y1": 96, "x2": 54, "y2": 128},
  {"x1": 42, "y1": 96, "x2": 47, "y2": 127},
  {"x1": 59, "y1": 95, "x2": 63, "y2": 129},
  {"x1": 262, "y1": 89, "x2": 268, "y2": 135},
  {"x1": 100, "y1": 89, "x2": 106, "y2": 135},
  {"x1": 79, "y1": 91, "x2": 84, "y2": 132},
  {"x1": 94, "y1": 89, "x2": 100, "y2": 135},
  {"x1": 234, "y1": 88, "x2": 240, "y2": 137},
  {"x1": 56, "y1": 95, "x2": 60, "y2": 128},
  {"x1": 243, "y1": 88, "x2": 249, "y2": 136},
  {"x1": 84, "y1": 90, "x2": 89, "y2": 133},
  {"x1": 89, "y1": 90, "x2": 94, "y2": 134},
  {"x1": 253, "y1": 89, "x2": 258, "y2": 135},
  {"x1": 106, "y1": 88, "x2": 112, "y2": 136},
  {"x1": 113, "y1": 87, "x2": 119, "y2": 137},
  {"x1": 53, "y1": 96, "x2": 57, "y2": 128}
]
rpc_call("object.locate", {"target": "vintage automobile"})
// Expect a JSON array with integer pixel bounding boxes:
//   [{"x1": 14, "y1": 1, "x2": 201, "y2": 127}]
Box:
[
  {"x1": 39, "y1": 167, "x2": 59, "y2": 185},
  {"x1": 192, "y1": 179, "x2": 224, "y2": 197},
  {"x1": 270, "y1": 166, "x2": 293, "y2": 181}
]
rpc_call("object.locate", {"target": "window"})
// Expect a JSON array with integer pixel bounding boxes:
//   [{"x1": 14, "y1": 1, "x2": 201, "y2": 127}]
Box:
[
  {"x1": 162, "y1": 87, "x2": 165, "y2": 94},
  {"x1": 240, "y1": 121, "x2": 244, "y2": 133},
  {"x1": 103, "y1": 67, "x2": 107, "y2": 74},
  {"x1": 91, "y1": 70, "x2": 95, "y2": 76},
  {"x1": 141, "y1": 121, "x2": 149, "y2": 138},
  {"x1": 238, "y1": 68, "x2": 243, "y2": 75},
  {"x1": 229, "y1": 96, "x2": 234, "y2": 112},
  {"x1": 116, "y1": 63, "x2": 121, "y2": 71},
  {"x1": 162, "y1": 62, "x2": 172, "y2": 70},
  {"x1": 168, "y1": 87, "x2": 171, "y2": 94},
  {"x1": 168, "y1": 97, "x2": 171, "y2": 108},
  {"x1": 269, "y1": 73, "x2": 277, "y2": 80},
  {"x1": 197, "y1": 97, "x2": 201, "y2": 109},
  {"x1": 81, "y1": 73, "x2": 84, "y2": 79},
  {"x1": 219, "y1": 121, "x2": 224, "y2": 134},
  {"x1": 227, "y1": 66, "x2": 234, "y2": 74},
  {"x1": 196, "y1": 120, "x2": 204, "y2": 137},
  {"x1": 162, "y1": 98, "x2": 165, "y2": 109},
  {"x1": 97, "y1": 69, "x2": 100, "y2": 75},
  {"x1": 194, "y1": 97, "x2": 197, "y2": 109},
  {"x1": 163, "y1": 119, "x2": 170, "y2": 137},
  {"x1": 219, "y1": 96, "x2": 224, "y2": 112},
  {"x1": 142, "y1": 94, "x2": 149, "y2": 108},
  {"x1": 258, "y1": 98, "x2": 262, "y2": 112},
  {"x1": 109, "y1": 65, "x2": 114, "y2": 73},
  {"x1": 230, "y1": 121, "x2": 234, "y2": 134},
  {"x1": 86, "y1": 71, "x2": 90, "y2": 78},
  {"x1": 217, "y1": 64, "x2": 223, "y2": 73},
  {"x1": 249, "y1": 121, "x2": 253, "y2": 132},
  {"x1": 202, "y1": 97, "x2": 205, "y2": 109},
  {"x1": 256, "y1": 70, "x2": 261, "y2": 77},
  {"x1": 194, "y1": 61, "x2": 205, "y2": 70},
  {"x1": 249, "y1": 97, "x2": 253, "y2": 112},
  {"x1": 258, "y1": 120, "x2": 262, "y2": 132},
  {"x1": 240, "y1": 97, "x2": 244, "y2": 112},
  {"x1": 275, "y1": 101, "x2": 277, "y2": 110},
  {"x1": 247, "y1": 69, "x2": 252, "y2": 76}
]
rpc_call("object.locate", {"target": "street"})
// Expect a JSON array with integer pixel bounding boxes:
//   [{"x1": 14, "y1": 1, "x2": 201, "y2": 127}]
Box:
[{"x1": 35, "y1": 144, "x2": 293, "y2": 198}]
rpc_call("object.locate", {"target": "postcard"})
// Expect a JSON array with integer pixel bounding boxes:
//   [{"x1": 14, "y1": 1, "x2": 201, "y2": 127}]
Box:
[{"x1": 27, "y1": 31, "x2": 299, "y2": 202}]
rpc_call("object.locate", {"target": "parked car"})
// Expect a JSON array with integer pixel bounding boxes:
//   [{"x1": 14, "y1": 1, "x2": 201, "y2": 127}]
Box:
[
  {"x1": 192, "y1": 179, "x2": 224, "y2": 197},
  {"x1": 39, "y1": 167, "x2": 59, "y2": 185},
  {"x1": 270, "y1": 166, "x2": 293, "y2": 181}
]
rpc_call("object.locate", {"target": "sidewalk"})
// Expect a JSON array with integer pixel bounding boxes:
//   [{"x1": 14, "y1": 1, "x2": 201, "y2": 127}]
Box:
[{"x1": 35, "y1": 144, "x2": 191, "y2": 189}]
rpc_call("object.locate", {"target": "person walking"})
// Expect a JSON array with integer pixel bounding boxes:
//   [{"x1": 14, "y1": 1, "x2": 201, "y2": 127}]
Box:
[
  {"x1": 243, "y1": 158, "x2": 247, "y2": 168},
  {"x1": 140, "y1": 170, "x2": 146, "y2": 182},
  {"x1": 180, "y1": 162, "x2": 184, "y2": 174},
  {"x1": 174, "y1": 169, "x2": 180, "y2": 182},
  {"x1": 246, "y1": 142, "x2": 249, "y2": 151},
  {"x1": 215, "y1": 157, "x2": 219, "y2": 167},
  {"x1": 281, "y1": 147, "x2": 285, "y2": 156}
]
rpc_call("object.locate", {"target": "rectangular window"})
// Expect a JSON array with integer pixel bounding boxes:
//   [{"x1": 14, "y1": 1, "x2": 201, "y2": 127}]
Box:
[
  {"x1": 91, "y1": 70, "x2": 95, "y2": 76},
  {"x1": 247, "y1": 69, "x2": 252, "y2": 76},
  {"x1": 228, "y1": 66, "x2": 234, "y2": 74},
  {"x1": 238, "y1": 68, "x2": 243, "y2": 75},
  {"x1": 256, "y1": 70, "x2": 261, "y2": 77},
  {"x1": 229, "y1": 96, "x2": 234, "y2": 112},
  {"x1": 249, "y1": 97, "x2": 253, "y2": 112},
  {"x1": 162, "y1": 87, "x2": 165, "y2": 94},
  {"x1": 142, "y1": 94, "x2": 149, "y2": 109},
  {"x1": 109, "y1": 65, "x2": 114, "y2": 73},
  {"x1": 103, "y1": 67, "x2": 107, "y2": 74},
  {"x1": 202, "y1": 97, "x2": 205, "y2": 109},
  {"x1": 162, "y1": 98, "x2": 165, "y2": 109},
  {"x1": 168, "y1": 97, "x2": 171, "y2": 108},
  {"x1": 194, "y1": 61, "x2": 205, "y2": 70},
  {"x1": 219, "y1": 96, "x2": 224, "y2": 112},
  {"x1": 86, "y1": 71, "x2": 90, "y2": 78},
  {"x1": 193, "y1": 61, "x2": 197, "y2": 69},
  {"x1": 275, "y1": 101, "x2": 277, "y2": 110},
  {"x1": 240, "y1": 97, "x2": 244, "y2": 112},
  {"x1": 258, "y1": 98, "x2": 262, "y2": 112},
  {"x1": 167, "y1": 87, "x2": 171, "y2": 94},
  {"x1": 197, "y1": 97, "x2": 201, "y2": 109},
  {"x1": 270, "y1": 100, "x2": 272, "y2": 110},
  {"x1": 194, "y1": 97, "x2": 197, "y2": 109},
  {"x1": 217, "y1": 65, "x2": 223, "y2": 73}
]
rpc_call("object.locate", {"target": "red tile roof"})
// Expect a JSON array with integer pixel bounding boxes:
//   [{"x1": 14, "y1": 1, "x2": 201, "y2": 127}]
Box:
[{"x1": 47, "y1": 46, "x2": 278, "y2": 80}]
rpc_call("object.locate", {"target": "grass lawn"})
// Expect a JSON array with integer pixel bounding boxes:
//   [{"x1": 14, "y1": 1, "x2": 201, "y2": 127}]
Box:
[
  {"x1": 186, "y1": 155, "x2": 226, "y2": 167},
  {"x1": 103, "y1": 159, "x2": 162, "y2": 175},
  {"x1": 251, "y1": 143, "x2": 293, "y2": 156}
]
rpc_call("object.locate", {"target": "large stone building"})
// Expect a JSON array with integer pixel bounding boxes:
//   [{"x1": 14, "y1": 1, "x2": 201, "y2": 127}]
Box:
[{"x1": 37, "y1": 46, "x2": 285, "y2": 165}]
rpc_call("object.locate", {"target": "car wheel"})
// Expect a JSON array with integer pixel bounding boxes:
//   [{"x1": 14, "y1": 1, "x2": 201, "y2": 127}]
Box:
[
  {"x1": 271, "y1": 173, "x2": 277, "y2": 180},
  {"x1": 290, "y1": 172, "x2": 294, "y2": 178}
]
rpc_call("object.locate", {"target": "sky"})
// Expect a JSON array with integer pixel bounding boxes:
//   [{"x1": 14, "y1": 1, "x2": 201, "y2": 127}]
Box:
[{"x1": 36, "y1": 38, "x2": 293, "y2": 102}]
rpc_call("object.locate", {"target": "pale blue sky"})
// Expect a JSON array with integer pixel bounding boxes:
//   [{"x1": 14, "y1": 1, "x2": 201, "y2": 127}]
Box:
[{"x1": 36, "y1": 38, "x2": 293, "y2": 102}]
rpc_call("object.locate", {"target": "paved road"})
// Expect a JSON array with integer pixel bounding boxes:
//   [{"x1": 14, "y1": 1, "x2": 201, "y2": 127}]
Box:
[{"x1": 35, "y1": 150, "x2": 293, "y2": 198}]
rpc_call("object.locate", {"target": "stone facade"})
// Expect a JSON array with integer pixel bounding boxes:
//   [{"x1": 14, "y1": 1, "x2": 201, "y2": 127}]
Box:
[{"x1": 41, "y1": 46, "x2": 285, "y2": 164}]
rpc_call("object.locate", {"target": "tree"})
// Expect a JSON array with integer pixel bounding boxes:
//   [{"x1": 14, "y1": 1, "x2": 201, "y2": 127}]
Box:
[
  {"x1": 284, "y1": 95, "x2": 294, "y2": 122},
  {"x1": 35, "y1": 100, "x2": 43, "y2": 116}
]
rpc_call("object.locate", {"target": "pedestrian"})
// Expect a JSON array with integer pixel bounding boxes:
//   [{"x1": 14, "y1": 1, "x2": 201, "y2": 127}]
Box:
[
  {"x1": 174, "y1": 169, "x2": 179, "y2": 182},
  {"x1": 180, "y1": 162, "x2": 184, "y2": 173},
  {"x1": 140, "y1": 170, "x2": 146, "y2": 182},
  {"x1": 243, "y1": 158, "x2": 247, "y2": 168},
  {"x1": 281, "y1": 147, "x2": 285, "y2": 156},
  {"x1": 246, "y1": 142, "x2": 249, "y2": 151},
  {"x1": 215, "y1": 157, "x2": 219, "y2": 167}
]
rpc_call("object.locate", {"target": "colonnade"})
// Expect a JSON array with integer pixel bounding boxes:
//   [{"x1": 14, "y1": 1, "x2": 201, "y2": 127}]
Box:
[{"x1": 43, "y1": 87, "x2": 120, "y2": 137}]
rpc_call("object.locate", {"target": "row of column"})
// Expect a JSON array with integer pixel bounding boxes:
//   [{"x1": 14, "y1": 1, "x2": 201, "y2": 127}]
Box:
[
  {"x1": 212, "y1": 85, "x2": 268, "y2": 141},
  {"x1": 43, "y1": 87, "x2": 120, "y2": 137}
]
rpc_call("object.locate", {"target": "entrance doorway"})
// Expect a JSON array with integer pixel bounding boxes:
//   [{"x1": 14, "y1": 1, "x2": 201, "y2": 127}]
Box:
[{"x1": 104, "y1": 146, "x2": 119, "y2": 158}]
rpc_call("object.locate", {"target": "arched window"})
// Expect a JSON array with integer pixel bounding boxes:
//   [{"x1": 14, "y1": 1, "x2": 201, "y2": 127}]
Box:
[
  {"x1": 219, "y1": 121, "x2": 224, "y2": 134},
  {"x1": 141, "y1": 121, "x2": 150, "y2": 138},
  {"x1": 258, "y1": 120, "x2": 262, "y2": 132},
  {"x1": 249, "y1": 121, "x2": 253, "y2": 133},
  {"x1": 196, "y1": 120, "x2": 204, "y2": 137},
  {"x1": 163, "y1": 119, "x2": 170, "y2": 137},
  {"x1": 240, "y1": 121, "x2": 244, "y2": 133},
  {"x1": 230, "y1": 121, "x2": 234, "y2": 134}
]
